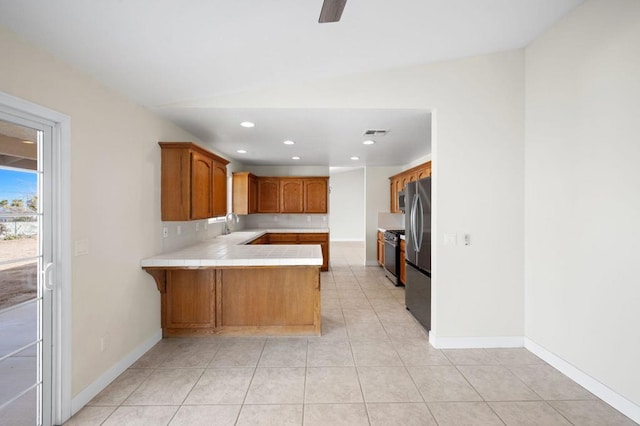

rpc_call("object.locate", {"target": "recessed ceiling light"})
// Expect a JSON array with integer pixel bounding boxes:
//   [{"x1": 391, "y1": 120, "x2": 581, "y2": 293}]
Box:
[
  {"x1": 240, "y1": 121, "x2": 255, "y2": 128},
  {"x1": 22, "y1": 140, "x2": 35, "y2": 144},
  {"x1": 350, "y1": 156, "x2": 360, "y2": 160},
  {"x1": 362, "y1": 140, "x2": 375, "y2": 145},
  {"x1": 292, "y1": 156, "x2": 301, "y2": 160},
  {"x1": 283, "y1": 140, "x2": 295, "y2": 145},
  {"x1": 237, "y1": 149, "x2": 247, "y2": 154}
]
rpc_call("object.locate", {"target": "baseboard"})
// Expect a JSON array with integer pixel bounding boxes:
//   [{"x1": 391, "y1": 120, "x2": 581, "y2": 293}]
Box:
[
  {"x1": 524, "y1": 338, "x2": 640, "y2": 424},
  {"x1": 70, "y1": 329, "x2": 162, "y2": 415},
  {"x1": 429, "y1": 334, "x2": 524, "y2": 349}
]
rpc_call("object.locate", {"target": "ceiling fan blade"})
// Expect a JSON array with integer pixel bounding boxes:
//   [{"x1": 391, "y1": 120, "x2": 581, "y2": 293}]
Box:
[{"x1": 319, "y1": 0, "x2": 347, "y2": 23}]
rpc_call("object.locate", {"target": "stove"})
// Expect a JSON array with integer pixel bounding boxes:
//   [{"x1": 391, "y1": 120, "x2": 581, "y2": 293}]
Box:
[{"x1": 383, "y1": 229, "x2": 405, "y2": 286}]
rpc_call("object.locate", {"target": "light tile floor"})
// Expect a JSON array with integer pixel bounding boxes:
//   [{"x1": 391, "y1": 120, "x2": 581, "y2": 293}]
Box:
[{"x1": 66, "y1": 242, "x2": 637, "y2": 425}]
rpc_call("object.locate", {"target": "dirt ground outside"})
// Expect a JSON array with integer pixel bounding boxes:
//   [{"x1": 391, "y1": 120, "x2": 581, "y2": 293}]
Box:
[{"x1": 0, "y1": 237, "x2": 37, "y2": 310}]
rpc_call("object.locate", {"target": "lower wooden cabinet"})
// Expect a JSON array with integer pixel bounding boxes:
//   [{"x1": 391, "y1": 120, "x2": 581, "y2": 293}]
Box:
[
  {"x1": 145, "y1": 266, "x2": 321, "y2": 337},
  {"x1": 165, "y1": 269, "x2": 215, "y2": 329},
  {"x1": 399, "y1": 239, "x2": 406, "y2": 285},
  {"x1": 252, "y1": 232, "x2": 329, "y2": 271},
  {"x1": 377, "y1": 231, "x2": 385, "y2": 266}
]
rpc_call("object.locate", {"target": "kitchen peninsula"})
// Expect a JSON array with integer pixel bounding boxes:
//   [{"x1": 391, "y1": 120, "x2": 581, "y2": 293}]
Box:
[{"x1": 141, "y1": 230, "x2": 327, "y2": 337}]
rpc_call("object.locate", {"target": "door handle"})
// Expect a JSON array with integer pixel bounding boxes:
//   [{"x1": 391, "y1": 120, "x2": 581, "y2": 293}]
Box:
[{"x1": 42, "y1": 262, "x2": 54, "y2": 291}]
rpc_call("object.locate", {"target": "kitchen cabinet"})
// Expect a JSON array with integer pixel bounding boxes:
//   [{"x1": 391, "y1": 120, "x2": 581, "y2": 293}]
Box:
[
  {"x1": 235, "y1": 175, "x2": 329, "y2": 214},
  {"x1": 144, "y1": 266, "x2": 320, "y2": 337},
  {"x1": 232, "y1": 172, "x2": 258, "y2": 215},
  {"x1": 377, "y1": 231, "x2": 385, "y2": 266},
  {"x1": 252, "y1": 232, "x2": 330, "y2": 271},
  {"x1": 165, "y1": 269, "x2": 216, "y2": 329},
  {"x1": 159, "y1": 142, "x2": 229, "y2": 221},
  {"x1": 399, "y1": 239, "x2": 406, "y2": 285},
  {"x1": 280, "y1": 178, "x2": 304, "y2": 213},
  {"x1": 304, "y1": 178, "x2": 329, "y2": 213},
  {"x1": 248, "y1": 234, "x2": 269, "y2": 245},
  {"x1": 389, "y1": 161, "x2": 431, "y2": 213},
  {"x1": 257, "y1": 178, "x2": 280, "y2": 213}
]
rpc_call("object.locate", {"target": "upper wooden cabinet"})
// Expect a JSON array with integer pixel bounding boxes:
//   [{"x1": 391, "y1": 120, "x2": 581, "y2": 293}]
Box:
[
  {"x1": 280, "y1": 178, "x2": 304, "y2": 213},
  {"x1": 159, "y1": 142, "x2": 229, "y2": 221},
  {"x1": 234, "y1": 174, "x2": 329, "y2": 214},
  {"x1": 304, "y1": 178, "x2": 329, "y2": 213},
  {"x1": 257, "y1": 178, "x2": 280, "y2": 213},
  {"x1": 232, "y1": 172, "x2": 258, "y2": 215},
  {"x1": 389, "y1": 161, "x2": 431, "y2": 213}
]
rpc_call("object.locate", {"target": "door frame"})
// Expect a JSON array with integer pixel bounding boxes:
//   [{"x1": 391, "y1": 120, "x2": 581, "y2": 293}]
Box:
[{"x1": 0, "y1": 91, "x2": 72, "y2": 424}]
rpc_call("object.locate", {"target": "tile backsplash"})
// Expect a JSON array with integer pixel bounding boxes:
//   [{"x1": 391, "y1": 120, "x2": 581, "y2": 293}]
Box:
[
  {"x1": 378, "y1": 212, "x2": 405, "y2": 230},
  {"x1": 242, "y1": 214, "x2": 329, "y2": 230},
  {"x1": 161, "y1": 217, "x2": 239, "y2": 252},
  {"x1": 160, "y1": 214, "x2": 329, "y2": 252}
]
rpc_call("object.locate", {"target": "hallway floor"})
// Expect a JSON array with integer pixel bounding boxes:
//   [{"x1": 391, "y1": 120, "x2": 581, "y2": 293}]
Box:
[{"x1": 65, "y1": 242, "x2": 636, "y2": 425}]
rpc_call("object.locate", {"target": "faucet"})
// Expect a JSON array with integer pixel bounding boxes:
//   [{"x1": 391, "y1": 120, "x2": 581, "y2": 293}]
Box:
[{"x1": 223, "y1": 212, "x2": 239, "y2": 235}]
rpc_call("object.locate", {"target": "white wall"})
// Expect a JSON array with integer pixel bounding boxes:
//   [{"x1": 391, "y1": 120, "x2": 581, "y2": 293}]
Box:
[
  {"x1": 329, "y1": 168, "x2": 365, "y2": 241},
  {"x1": 525, "y1": 0, "x2": 640, "y2": 409},
  {"x1": 0, "y1": 26, "x2": 229, "y2": 401},
  {"x1": 245, "y1": 165, "x2": 329, "y2": 177}
]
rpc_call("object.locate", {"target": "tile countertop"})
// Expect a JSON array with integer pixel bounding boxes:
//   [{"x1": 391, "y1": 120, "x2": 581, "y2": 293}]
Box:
[{"x1": 140, "y1": 229, "x2": 328, "y2": 268}]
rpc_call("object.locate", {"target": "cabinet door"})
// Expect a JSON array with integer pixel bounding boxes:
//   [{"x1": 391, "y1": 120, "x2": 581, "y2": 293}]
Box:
[
  {"x1": 190, "y1": 152, "x2": 213, "y2": 220},
  {"x1": 304, "y1": 179, "x2": 328, "y2": 213},
  {"x1": 249, "y1": 174, "x2": 258, "y2": 213},
  {"x1": 280, "y1": 179, "x2": 304, "y2": 213},
  {"x1": 257, "y1": 178, "x2": 280, "y2": 213},
  {"x1": 390, "y1": 179, "x2": 398, "y2": 213},
  {"x1": 400, "y1": 240, "x2": 406, "y2": 284},
  {"x1": 212, "y1": 160, "x2": 227, "y2": 217},
  {"x1": 268, "y1": 233, "x2": 298, "y2": 244},
  {"x1": 166, "y1": 270, "x2": 216, "y2": 329},
  {"x1": 377, "y1": 231, "x2": 385, "y2": 265}
]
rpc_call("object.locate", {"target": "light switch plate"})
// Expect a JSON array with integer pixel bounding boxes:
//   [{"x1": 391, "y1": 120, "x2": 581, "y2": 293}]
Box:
[{"x1": 162, "y1": 227, "x2": 169, "y2": 238}]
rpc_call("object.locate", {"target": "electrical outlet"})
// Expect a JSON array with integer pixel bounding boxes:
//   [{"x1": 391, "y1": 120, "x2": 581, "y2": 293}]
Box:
[
  {"x1": 162, "y1": 227, "x2": 169, "y2": 238},
  {"x1": 204, "y1": 222, "x2": 208, "y2": 230},
  {"x1": 307, "y1": 216, "x2": 311, "y2": 222},
  {"x1": 273, "y1": 216, "x2": 278, "y2": 222},
  {"x1": 100, "y1": 335, "x2": 108, "y2": 352},
  {"x1": 177, "y1": 225, "x2": 182, "y2": 235},
  {"x1": 195, "y1": 223, "x2": 200, "y2": 231}
]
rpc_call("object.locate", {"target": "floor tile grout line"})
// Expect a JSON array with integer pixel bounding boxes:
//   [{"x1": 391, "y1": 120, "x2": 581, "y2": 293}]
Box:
[{"x1": 236, "y1": 338, "x2": 266, "y2": 421}]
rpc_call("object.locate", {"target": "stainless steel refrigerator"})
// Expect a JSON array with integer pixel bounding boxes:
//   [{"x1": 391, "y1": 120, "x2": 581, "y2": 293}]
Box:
[{"x1": 405, "y1": 177, "x2": 431, "y2": 331}]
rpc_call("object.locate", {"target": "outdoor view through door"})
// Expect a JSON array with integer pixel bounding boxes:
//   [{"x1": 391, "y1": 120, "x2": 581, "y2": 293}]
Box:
[{"x1": 0, "y1": 118, "x2": 51, "y2": 425}]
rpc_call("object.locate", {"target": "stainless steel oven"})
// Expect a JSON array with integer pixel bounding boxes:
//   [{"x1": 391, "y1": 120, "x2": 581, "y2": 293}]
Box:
[{"x1": 383, "y1": 230, "x2": 404, "y2": 286}]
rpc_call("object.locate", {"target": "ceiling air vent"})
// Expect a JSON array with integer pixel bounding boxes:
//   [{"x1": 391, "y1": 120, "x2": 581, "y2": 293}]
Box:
[{"x1": 363, "y1": 129, "x2": 388, "y2": 136}]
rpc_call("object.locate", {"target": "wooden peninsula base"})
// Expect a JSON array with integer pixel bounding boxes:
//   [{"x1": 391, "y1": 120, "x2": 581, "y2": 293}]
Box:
[{"x1": 143, "y1": 266, "x2": 321, "y2": 337}]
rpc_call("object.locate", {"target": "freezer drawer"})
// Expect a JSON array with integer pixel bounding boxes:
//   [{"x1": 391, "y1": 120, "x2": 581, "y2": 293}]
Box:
[{"x1": 405, "y1": 262, "x2": 431, "y2": 331}]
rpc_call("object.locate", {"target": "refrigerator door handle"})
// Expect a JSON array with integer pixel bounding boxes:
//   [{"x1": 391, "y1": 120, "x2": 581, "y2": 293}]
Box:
[
  {"x1": 415, "y1": 194, "x2": 424, "y2": 252},
  {"x1": 411, "y1": 194, "x2": 419, "y2": 253}
]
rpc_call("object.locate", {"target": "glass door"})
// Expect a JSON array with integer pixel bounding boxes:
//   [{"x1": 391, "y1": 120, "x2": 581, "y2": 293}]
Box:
[{"x1": 0, "y1": 117, "x2": 52, "y2": 425}]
